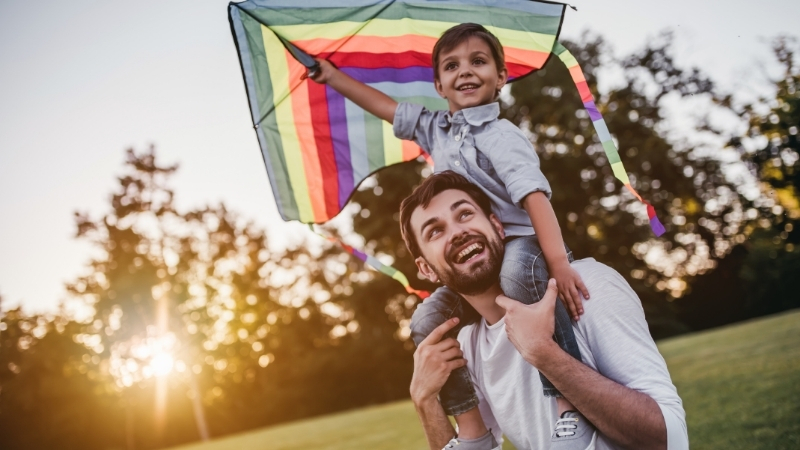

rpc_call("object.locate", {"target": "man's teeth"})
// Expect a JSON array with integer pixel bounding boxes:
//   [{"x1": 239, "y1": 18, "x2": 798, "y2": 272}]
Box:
[{"x1": 457, "y1": 243, "x2": 483, "y2": 262}]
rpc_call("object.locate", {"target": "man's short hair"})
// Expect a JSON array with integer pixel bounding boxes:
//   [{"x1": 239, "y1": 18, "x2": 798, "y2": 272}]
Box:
[
  {"x1": 399, "y1": 171, "x2": 493, "y2": 259},
  {"x1": 432, "y1": 23, "x2": 506, "y2": 80}
]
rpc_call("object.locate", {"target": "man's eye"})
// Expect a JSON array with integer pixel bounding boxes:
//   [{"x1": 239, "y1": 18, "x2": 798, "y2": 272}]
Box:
[
  {"x1": 459, "y1": 211, "x2": 473, "y2": 220},
  {"x1": 428, "y1": 228, "x2": 442, "y2": 239}
]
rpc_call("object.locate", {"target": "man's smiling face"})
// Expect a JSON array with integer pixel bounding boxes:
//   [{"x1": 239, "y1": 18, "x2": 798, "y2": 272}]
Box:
[{"x1": 410, "y1": 189, "x2": 505, "y2": 296}]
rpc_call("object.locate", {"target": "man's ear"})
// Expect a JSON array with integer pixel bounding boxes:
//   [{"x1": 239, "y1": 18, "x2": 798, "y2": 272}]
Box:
[
  {"x1": 489, "y1": 214, "x2": 505, "y2": 240},
  {"x1": 415, "y1": 256, "x2": 439, "y2": 283}
]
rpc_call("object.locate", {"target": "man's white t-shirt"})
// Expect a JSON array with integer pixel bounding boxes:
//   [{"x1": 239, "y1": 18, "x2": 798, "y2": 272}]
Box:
[{"x1": 457, "y1": 259, "x2": 688, "y2": 450}]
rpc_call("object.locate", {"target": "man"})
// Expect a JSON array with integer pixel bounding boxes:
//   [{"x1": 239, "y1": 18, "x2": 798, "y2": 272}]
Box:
[{"x1": 399, "y1": 171, "x2": 688, "y2": 450}]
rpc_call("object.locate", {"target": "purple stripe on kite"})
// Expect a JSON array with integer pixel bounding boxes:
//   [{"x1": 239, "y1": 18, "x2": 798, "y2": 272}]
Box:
[
  {"x1": 583, "y1": 101, "x2": 602, "y2": 122},
  {"x1": 341, "y1": 66, "x2": 433, "y2": 84},
  {"x1": 326, "y1": 86, "x2": 354, "y2": 208},
  {"x1": 650, "y1": 217, "x2": 666, "y2": 237},
  {"x1": 351, "y1": 248, "x2": 368, "y2": 261}
]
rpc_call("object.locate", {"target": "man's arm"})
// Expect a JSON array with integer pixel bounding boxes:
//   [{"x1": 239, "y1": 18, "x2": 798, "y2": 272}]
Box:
[
  {"x1": 310, "y1": 59, "x2": 397, "y2": 123},
  {"x1": 497, "y1": 281, "x2": 668, "y2": 450},
  {"x1": 409, "y1": 318, "x2": 464, "y2": 450}
]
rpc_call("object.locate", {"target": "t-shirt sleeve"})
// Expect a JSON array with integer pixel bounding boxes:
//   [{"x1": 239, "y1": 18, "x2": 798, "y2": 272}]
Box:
[
  {"x1": 485, "y1": 124, "x2": 551, "y2": 206},
  {"x1": 573, "y1": 260, "x2": 689, "y2": 450},
  {"x1": 393, "y1": 102, "x2": 437, "y2": 156}
]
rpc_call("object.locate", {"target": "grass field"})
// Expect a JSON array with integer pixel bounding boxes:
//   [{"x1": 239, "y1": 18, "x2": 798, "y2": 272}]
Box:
[{"x1": 169, "y1": 309, "x2": 800, "y2": 450}]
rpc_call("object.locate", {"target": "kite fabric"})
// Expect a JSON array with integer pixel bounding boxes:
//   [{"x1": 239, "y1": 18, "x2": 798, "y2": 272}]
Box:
[{"x1": 227, "y1": 0, "x2": 665, "y2": 294}]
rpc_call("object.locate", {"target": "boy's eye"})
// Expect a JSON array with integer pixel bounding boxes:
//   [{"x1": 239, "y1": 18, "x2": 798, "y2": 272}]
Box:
[
  {"x1": 473, "y1": 58, "x2": 486, "y2": 65},
  {"x1": 444, "y1": 62, "x2": 457, "y2": 70}
]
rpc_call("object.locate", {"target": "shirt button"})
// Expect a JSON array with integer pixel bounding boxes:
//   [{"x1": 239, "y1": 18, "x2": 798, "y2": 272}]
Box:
[
  {"x1": 454, "y1": 135, "x2": 461, "y2": 142},
  {"x1": 455, "y1": 161, "x2": 461, "y2": 166}
]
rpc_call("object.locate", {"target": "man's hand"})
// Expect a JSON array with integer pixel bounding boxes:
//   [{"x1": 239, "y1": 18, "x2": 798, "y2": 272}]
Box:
[
  {"x1": 496, "y1": 279, "x2": 561, "y2": 367},
  {"x1": 410, "y1": 317, "x2": 466, "y2": 405},
  {"x1": 550, "y1": 262, "x2": 589, "y2": 321}
]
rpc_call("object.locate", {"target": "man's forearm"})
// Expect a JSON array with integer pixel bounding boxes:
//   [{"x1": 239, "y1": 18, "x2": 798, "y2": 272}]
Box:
[
  {"x1": 414, "y1": 396, "x2": 456, "y2": 450},
  {"x1": 536, "y1": 343, "x2": 667, "y2": 450}
]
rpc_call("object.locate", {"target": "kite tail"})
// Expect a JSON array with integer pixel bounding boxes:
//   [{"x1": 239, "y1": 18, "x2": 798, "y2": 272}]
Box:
[
  {"x1": 309, "y1": 225, "x2": 430, "y2": 299},
  {"x1": 554, "y1": 43, "x2": 666, "y2": 237}
]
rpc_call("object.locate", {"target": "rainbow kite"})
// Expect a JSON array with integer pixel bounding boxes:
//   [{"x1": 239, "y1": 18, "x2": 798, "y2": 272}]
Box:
[{"x1": 228, "y1": 0, "x2": 665, "y2": 294}]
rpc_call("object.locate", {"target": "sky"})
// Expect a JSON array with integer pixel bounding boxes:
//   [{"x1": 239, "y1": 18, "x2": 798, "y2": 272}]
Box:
[{"x1": 1, "y1": 0, "x2": 798, "y2": 313}]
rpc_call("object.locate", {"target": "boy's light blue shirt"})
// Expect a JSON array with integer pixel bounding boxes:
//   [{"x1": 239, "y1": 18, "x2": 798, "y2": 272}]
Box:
[{"x1": 393, "y1": 102, "x2": 551, "y2": 237}]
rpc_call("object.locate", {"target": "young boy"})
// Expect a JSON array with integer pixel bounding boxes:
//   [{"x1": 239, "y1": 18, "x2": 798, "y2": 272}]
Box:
[{"x1": 311, "y1": 23, "x2": 593, "y2": 449}]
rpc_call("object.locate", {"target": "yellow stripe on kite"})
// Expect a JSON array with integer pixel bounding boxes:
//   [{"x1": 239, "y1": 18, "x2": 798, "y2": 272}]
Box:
[
  {"x1": 262, "y1": 26, "x2": 315, "y2": 223},
  {"x1": 382, "y1": 121, "x2": 404, "y2": 167},
  {"x1": 272, "y1": 18, "x2": 556, "y2": 54},
  {"x1": 611, "y1": 162, "x2": 631, "y2": 185}
]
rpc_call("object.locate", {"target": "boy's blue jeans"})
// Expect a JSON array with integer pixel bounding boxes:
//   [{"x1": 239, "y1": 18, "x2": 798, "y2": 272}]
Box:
[{"x1": 409, "y1": 235, "x2": 582, "y2": 416}]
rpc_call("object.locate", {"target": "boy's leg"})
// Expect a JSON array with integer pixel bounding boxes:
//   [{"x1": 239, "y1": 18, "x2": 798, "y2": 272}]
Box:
[
  {"x1": 498, "y1": 235, "x2": 582, "y2": 398},
  {"x1": 410, "y1": 286, "x2": 481, "y2": 415}
]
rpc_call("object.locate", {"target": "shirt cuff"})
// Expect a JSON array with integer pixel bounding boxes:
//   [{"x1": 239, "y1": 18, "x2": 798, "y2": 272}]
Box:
[
  {"x1": 393, "y1": 102, "x2": 425, "y2": 140},
  {"x1": 505, "y1": 177, "x2": 552, "y2": 206},
  {"x1": 659, "y1": 403, "x2": 689, "y2": 450}
]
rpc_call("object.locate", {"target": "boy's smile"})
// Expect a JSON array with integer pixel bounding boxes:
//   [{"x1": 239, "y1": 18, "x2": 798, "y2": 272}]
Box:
[{"x1": 434, "y1": 36, "x2": 508, "y2": 113}]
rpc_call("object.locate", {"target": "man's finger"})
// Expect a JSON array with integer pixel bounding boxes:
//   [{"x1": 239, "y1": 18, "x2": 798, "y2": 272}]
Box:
[
  {"x1": 447, "y1": 359, "x2": 467, "y2": 371},
  {"x1": 543, "y1": 278, "x2": 559, "y2": 304},
  {"x1": 440, "y1": 347, "x2": 464, "y2": 361},
  {"x1": 495, "y1": 295, "x2": 516, "y2": 311},
  {"x1": 420, "y1": 317, "x2": 460, "y2": 346}
]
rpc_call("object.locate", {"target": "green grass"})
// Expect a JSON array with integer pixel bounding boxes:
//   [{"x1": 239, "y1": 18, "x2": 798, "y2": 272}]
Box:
[{"x1": 169, "y1": 310, "x2": 800, "y2": 450}]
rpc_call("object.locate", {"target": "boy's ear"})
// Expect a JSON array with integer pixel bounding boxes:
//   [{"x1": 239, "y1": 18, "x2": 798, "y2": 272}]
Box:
[
  {"x1": 415, "y1": 256, "x2": 439, "y2": 283},
  {"x1": 434, "y1": 78, "x2": 446, "y2": 99},
  {"x1": 495, "y1": 66, "x2": 509, "y2": 92}
]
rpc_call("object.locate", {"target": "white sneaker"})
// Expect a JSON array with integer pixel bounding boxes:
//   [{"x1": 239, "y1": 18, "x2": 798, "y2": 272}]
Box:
[
  {"x1": 442, "y1": 431, "x2": 500, "y2": 450},
  {"x1": 551, "y1": 411, "x2": 597, "y2": 450}
]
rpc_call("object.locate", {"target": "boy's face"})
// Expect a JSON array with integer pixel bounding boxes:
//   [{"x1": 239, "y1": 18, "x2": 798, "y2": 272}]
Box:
[{"x1": 434, "y1": 36, "x2": 508, "y2": 113}]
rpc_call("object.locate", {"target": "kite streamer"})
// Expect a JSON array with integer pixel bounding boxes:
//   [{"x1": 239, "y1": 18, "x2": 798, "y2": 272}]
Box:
[
  {"x1": 310, "y1": 226, "x2": 430, "y2": 299},
  {"x1": 228, "y1": 0, "x2": 666, "y2": 294},
  {"x1": 554, "y1": 43, "x2": 666, "y2": 236}
]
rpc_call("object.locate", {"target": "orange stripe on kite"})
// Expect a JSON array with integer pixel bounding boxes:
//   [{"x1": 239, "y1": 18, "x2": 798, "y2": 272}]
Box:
[
  {"x1": 286, "y1": 50, "x2": 327, "y2": 222},
  {"x1": 568, "y1": 65, "x2": 586, "y2": 83},
  {"x1": 402, "y1": 140, "x2": 421, "y2": 162}
]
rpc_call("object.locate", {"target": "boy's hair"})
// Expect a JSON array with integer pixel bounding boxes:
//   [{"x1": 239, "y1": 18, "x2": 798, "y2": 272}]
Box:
[
  {"x1": 399, "y1": 171, "x2": 493, "y2": 259},
  {"x1": 432, "y1": 23, "x2": 506, "y2": 80}
]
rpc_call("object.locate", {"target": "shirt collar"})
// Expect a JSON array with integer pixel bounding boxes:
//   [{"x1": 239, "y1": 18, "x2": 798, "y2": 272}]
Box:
[{"x1": 437, "y1": 102, "x2": 501, "y2": 128}]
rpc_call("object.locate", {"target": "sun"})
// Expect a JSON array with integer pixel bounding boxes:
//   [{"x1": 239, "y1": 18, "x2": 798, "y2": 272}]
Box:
[{"x1": 150, "y1": 351, "x2": 175, "y2": 377}]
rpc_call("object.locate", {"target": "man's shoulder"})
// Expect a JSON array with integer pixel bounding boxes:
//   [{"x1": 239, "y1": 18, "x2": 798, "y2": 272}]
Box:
[{"x1": 570, "y1": 258, "x2": 646, "y2": 327}]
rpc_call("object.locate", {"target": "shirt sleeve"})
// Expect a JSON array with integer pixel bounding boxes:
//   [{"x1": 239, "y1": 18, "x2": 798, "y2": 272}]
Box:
[
  {"x1": 573, "y1": 260, "x2": 689, "y2": 450},
  {"x1": 393, "y1": 102, "x2": 437, "y2": 156},
  {"x1": 484, "y1": 123, "x2": 551, "y2": 206}
]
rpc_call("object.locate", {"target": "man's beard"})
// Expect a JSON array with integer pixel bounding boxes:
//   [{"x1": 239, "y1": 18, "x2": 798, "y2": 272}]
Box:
[{"x1": 431, "y1": 231, "x2": 504, "y2": 296}]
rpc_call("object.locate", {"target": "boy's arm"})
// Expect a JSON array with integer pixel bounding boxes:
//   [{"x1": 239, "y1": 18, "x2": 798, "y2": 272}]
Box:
[
  {"x1": 522, "y1": 192, "x2": 589, "y2": 320},
  {"x1": 310, "y1": 59, "x2": 397, "y2": 123}
]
